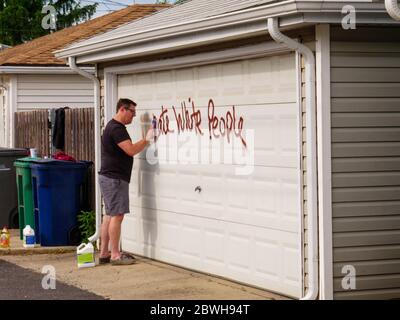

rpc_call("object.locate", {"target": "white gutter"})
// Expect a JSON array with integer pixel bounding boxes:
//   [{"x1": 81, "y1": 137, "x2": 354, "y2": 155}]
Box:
[
  {"x1": 0, "y1": 83, "x2": 8, "y2": 147},
  {"x1": 0, "y1": 66, "x2": 95, "y2": 74},
  {"x1": 68, "y1": 57, "x2": 101, "y2": 243},
  {"x1": 267, "y1": 17, "x2": 318, "y2": 300},
  {"x1": 385, "y1": 0, "x2": 400, "y2": 20}
]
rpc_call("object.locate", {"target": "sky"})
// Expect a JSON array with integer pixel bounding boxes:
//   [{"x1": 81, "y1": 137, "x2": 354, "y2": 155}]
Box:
[{"x1": 81, "y1": 0, "x2": 173, "y2": 17}]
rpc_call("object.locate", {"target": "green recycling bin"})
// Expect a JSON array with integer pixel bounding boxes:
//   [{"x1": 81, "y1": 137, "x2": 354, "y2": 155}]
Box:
[{"x1": 14, "y1": 157, "x2": 39, "y2": 240}]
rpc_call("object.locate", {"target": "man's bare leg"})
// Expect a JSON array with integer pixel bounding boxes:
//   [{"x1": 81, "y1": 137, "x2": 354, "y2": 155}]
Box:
[
  {"x1": 109, "y1": 214, "x2": 124, "y2": 260},
  {"x1": 100, "y1": 215, "x2": 111, "y2": 258}
]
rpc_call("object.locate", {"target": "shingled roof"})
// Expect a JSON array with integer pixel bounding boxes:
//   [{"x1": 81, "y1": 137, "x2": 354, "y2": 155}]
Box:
[{"x1": 0, "y1": 4, "x2": 170, "y2": 66}]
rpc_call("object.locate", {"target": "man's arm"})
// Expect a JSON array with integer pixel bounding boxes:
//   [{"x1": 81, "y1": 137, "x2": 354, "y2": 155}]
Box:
[
  {"x1": 117, "y1": 128, "x2": 154, "y2": 157},
  {"x1": 118, "y1": 139, "x2": 149, "y2": 157}
]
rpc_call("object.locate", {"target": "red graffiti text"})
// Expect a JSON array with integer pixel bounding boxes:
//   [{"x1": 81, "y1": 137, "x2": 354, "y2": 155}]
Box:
[
  {"x1": 207, "y1": 99, "x2": 246, "y2": 148},
  {"x1": 172, "y1": 98, "x2": 203, "y2": 135}
]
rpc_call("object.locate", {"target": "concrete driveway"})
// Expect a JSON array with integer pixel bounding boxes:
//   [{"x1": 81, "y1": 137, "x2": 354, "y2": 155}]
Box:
[{"x1": 1, "y1": 253, "x2": 288, "y2": 300}]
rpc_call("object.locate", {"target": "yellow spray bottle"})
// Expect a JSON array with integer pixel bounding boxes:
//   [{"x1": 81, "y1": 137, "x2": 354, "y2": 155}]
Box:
[{"x1": 0, "y1": 227, "x2": 10, "y2": 248}]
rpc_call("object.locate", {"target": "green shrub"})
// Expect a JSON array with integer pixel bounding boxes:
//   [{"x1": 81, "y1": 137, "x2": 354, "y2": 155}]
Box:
[{"x1": 77, "y1": 210, "x2": 96, "y2": 247}]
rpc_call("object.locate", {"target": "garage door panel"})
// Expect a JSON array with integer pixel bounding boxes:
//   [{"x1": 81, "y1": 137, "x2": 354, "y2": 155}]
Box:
[
  {"x1": 119, "y1": 52, "x2": 301, "y2": 298},
  {"x1": 221, "y1": 61, "x2": 246, "y2": 97},
  {"x1": 118, "y1": 55, "x2": 297, "y2": 110},
  {"x1": 155, "y1": 71, "x2": 175, "y2": 101},
  {"x1": 176, "y1": 68, "x2": 195, "y2": 95},
  {"x1": 204, "y1": 225, "x2": 225, "y2": 265},
  {"x1": 121, "y1": 214, "x2": 138, "y2": 243},
  {"x1": 181, "y1": 222, "x2": 203, "y2": 267},
  {"x1": 120, "y1": 82, "x2": 297, "y2": 109},
  {"x1": 130, "y1": 161, "x2": 299, "y2": 233},
  {"x1": 122, "y1": 208, "x2": 301, "y2": 297}
]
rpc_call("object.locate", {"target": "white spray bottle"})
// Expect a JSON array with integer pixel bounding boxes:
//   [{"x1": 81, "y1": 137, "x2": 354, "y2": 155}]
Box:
[{"x1": 23, "y1": 225, "x2": 35, "y2": 248}]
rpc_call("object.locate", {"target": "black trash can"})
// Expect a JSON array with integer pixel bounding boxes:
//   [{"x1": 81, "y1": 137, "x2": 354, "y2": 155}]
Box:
[{"x1": 0, "y1": 147, "x2": 29, "y2": 228}]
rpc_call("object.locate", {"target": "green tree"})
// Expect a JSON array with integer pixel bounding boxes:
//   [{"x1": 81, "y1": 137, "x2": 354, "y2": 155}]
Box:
[
  {"x1": 49, "y1": 0, "x2": 97, "y2": 30},
  {"x1": 0, "y1": 0, "x2": 97, "y2": 46}
]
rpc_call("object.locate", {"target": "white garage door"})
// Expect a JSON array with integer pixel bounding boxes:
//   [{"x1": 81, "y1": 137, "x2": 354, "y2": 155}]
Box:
[{"x1": 117, "y1": 53, "x2": 302, "y2": 298}]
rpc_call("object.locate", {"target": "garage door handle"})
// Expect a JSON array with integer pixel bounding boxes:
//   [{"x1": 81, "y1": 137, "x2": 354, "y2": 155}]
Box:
[{"x1": 195, "y1": 186, "x2": 202, "y2": 193}]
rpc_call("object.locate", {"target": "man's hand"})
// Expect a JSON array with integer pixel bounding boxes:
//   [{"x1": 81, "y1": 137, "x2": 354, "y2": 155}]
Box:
[{"x1": 145, "y1": 128, "x2": 155, "y2": 143}]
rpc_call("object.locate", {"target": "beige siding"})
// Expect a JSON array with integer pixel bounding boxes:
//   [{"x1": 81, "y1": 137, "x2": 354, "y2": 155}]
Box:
[
  {"x1": 331, "y1": 27, "x2": 400, "y2": 300},
  {"x1": 16, "y1": 74, "x2": 94, "y2": 110}
]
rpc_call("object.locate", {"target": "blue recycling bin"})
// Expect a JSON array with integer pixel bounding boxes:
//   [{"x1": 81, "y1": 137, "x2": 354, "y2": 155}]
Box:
[{"x1": 30, "y1": 159, "x2": 90, "y2": 246}]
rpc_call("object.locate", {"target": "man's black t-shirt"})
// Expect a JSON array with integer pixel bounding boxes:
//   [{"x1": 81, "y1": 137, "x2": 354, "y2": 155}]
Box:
[{"x1": 99, "y1": 119, "x2": 133, "y2": 183}]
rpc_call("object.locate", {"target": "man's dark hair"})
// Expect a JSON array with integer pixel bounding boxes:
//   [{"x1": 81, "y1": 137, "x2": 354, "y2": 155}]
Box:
[{"x1": 116, "y1": 98, "x2": 137, "y2": 112}]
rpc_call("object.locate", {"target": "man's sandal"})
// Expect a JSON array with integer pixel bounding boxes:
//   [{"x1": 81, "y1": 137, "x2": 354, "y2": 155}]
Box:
[
  {"x1": 110, "y1": 253, "x2": 136, "y2": 266},
  {"x1": 99, "y1": 256, "x2": 111, "y2": 265}
]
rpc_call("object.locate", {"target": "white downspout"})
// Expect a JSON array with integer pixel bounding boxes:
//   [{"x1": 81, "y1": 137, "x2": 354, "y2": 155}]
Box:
[
  {"x1": 267, "y1": 18, "x2": 318, "y2": 300},
  {"x1": 385, "y1": 0, "x2": 400, "y2": 21},
  {"x1": 0, "y1": 84, "x2": 7, "y2": 148},
  {"x1": 68, "y1": 56, "x2": 102, "y2": 243}
]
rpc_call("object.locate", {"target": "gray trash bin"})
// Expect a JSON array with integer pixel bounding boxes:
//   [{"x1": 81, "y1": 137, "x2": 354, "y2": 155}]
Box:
[{"x1": 0, "y1": 147, "x2": 29, "y2": 228}]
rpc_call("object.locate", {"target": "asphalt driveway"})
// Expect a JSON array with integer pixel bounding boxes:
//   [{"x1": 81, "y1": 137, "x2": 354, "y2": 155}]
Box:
[{"x1": 0, "y1": 259, "x2": 104, "y2": 300}]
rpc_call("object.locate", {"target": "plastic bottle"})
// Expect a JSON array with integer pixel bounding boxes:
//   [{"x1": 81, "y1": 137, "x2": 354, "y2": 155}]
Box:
[
  {"x1": 23, "y1": 225, "x2": 35, "y2": 248},
  {"x1": 77, "y1": 242, "x2": 95, "y2": 268},
  {"x1": 0, "y1": 227, "x2": 10, "y2": 248}
]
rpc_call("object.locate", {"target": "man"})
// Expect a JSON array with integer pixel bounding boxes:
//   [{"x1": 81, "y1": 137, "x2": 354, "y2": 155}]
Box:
[{"x1": 98, "y1": 98, "x2": 154, "y2": 265}]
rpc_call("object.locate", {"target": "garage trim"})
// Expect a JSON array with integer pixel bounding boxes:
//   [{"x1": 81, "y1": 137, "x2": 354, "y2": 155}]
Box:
[
  {"x1": 315, "y1": 24, "x2": 333, "y2": 300},
  {"x1": 295, "y1": 51, "x2": 305, "y2": 298}
]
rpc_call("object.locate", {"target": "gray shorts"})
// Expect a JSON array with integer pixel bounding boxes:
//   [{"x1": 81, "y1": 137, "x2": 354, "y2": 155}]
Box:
[{"x1": 99, "y1": 175, "x2": 130, "y2": 216}]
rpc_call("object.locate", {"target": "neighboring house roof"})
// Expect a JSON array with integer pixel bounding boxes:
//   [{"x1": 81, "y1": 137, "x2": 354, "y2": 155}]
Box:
[
  {"x1": 0, "y1": 4, "x2": 170, "y2": 66},
  {"x1": 55, "y1": 0, "x2": 394, "y2": 64}
]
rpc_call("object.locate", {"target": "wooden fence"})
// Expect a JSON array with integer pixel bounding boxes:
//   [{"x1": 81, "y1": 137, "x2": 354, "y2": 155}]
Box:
[
  {"x1": 15, "y1": 108, "x2": 95, "y2": 210},
  {"x1": 64, "y1": 108, "x2": 95, "y2": 163},
  {"x1": 65, "y1": 108, "x2": 95, "y2": 210},
  {"x1": 15, "y1": 110, "x2": 50, "y2": 157}
]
